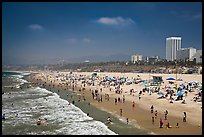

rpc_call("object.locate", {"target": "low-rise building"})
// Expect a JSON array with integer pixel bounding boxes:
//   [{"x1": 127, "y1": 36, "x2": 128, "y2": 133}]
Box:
[
  {"x1": 176, "y1": 47, "x2": 197, "y2": 61},
  {"x1": 191, "y1": 50, "x2": 202, "y2": 63}
]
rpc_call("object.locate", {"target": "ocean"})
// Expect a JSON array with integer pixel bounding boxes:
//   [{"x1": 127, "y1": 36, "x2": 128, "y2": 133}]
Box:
[{"x1": 2, "y1": 71, "x2": 117, "y2": 135}]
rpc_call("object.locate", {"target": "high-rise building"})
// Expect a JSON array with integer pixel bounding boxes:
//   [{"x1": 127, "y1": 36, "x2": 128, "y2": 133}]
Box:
[
  {"x1": 166, "y1": 37, "x2": 182, "y2": 61},
  {"x1": 176, "y1": 47, "x2": 197, "y2": 61},
  {"x1": 131, "y1": 54, "x2": 142, "y2": 64}
]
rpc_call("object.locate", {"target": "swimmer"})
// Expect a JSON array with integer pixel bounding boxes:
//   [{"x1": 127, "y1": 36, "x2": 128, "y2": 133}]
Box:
[
  {"x1": 44, "y1": 118, "x2": 48, "y2": 125},
  {"x1": 2, "y1": 114, "x2": 5, "y2": 120},
  {"x1": 36, "y1": 118, "x2": 41, "y2": 125},
  {"x1": 106, "y1": 116, "x2": 112, "y2": 125}
]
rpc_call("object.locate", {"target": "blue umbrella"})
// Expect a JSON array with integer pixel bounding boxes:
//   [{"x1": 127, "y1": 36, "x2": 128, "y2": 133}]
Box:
[
  {"x1": 181, "y1": 89, "x2": 187, "y2": 92},
  {"x1": 176, "y1": 92, "x2": 183, "y2": 96},
  {"x1": 166, "y1": 77, "x2": 176, "y2": 80},
  {"x1": 176, "y1": 90, "x2": 183, "y2": 96}
]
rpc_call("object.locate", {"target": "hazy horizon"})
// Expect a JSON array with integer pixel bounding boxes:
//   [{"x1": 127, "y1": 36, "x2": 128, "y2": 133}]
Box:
[{"x1": 2, "y1": 2, "x2": 202, "y2": 65}]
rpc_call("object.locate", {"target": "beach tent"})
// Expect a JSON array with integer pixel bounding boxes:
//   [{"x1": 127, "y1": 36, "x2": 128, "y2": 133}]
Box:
[
  {"x1": 166, "y1": 77, "x2": 176, "y2": 80},
  {"x1": 153, "y1": 76, "x2": 163, "y2": 82}
]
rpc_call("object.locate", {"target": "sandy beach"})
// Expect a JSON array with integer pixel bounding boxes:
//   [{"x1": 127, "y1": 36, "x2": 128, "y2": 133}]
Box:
[{"x1": 29, "y1": 71, "x2": 202, "y2": 135}]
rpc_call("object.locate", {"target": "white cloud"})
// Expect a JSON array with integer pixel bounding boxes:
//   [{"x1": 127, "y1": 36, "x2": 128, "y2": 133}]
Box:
[
  {"x1": 96, "y1": 16, "x2": 135, "y2": 26},
  {"x1": 83, "y1": 38, "x2": 91, "y2": 43},
  {"x1": 66, "y1": 37, "x2": 93, "y2": 45},
  {"x1": 28, "y1": 24, "x2": 43, "y2": 30},
  {"x1": 66, "y1": 38, "x2": 77, "y2": 44}
]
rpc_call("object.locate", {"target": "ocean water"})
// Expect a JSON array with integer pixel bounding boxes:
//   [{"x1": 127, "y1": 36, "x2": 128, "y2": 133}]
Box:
[{"x1": 2, "y1": 71, "x2": 117, "y2": 135}]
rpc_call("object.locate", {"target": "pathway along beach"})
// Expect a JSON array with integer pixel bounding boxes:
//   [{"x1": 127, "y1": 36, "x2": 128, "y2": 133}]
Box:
[{"x1": 27, "y1": 71, "x2": 202, "y2": 135}]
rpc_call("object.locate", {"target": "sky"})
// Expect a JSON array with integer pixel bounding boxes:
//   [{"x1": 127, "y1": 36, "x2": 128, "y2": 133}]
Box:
[{"x1": 2, "y1": 2, "x2": 202, "y2": 65}]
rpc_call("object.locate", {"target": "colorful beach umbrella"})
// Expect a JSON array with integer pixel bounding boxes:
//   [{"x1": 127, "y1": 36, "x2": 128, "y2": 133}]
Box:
[{"x1": 166, "y1": 77, "x2": 176, "y2": 80}]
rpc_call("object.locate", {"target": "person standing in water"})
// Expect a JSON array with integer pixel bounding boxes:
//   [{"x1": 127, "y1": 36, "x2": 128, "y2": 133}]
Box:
[
  {"x1": 120, "y1": 108, "x2": 123, "y2": 116},
  {"x1": 126, "y1": 118, "x2": 129, "y2": 124},
  {"x1": 106, "y1": 116, "x2": 112, "y2": 125}
]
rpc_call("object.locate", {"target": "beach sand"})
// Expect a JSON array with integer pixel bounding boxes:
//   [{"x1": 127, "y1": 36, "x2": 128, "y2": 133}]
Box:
[{"x1": 28, "y1": 71, "x2": 202, "y2": 135}]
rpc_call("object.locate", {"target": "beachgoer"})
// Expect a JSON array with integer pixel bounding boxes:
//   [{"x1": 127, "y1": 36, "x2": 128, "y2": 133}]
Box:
[
  {"x1": 118, "y1": 97, "x2": 121, "y2": 102},
  {"x1": 44, "y1": 118, "x2": 48, "y2": 125},
  {"x1": 159, "y1": 118, "x2": 164, "y2": 128},
  {"x1": 132, "y1": 101, "x2": 135, "y2": 108},
  {"x1": 176, "y1": 122, "x2": 179, "y2": 128},
  {"x1": 181, "y1": 99, "x2": 186, "y2": 104},
  {"x1": 123, "y1": 95, "x2": 125, "y2": 103},
  {"x1": 126, "y1": 118, "x2": 129, "y2": 124},
  {"x1": 155, "y1": 110, "x2": 158, "y2": 119},
  {"x1": 183, "y1": 112, "x2": 187, "y2": 122},
  {"x1": 36, "y1": 118, "x2": 41, "y2": 125},
  {"x1": 152, "y1": 116, "x2": 155, "y2": 124},
  {"x1": 100, "y1": 95, "x2": 103, "y2": 102},
  {"x1": 150, "y1": 105, "x2": 154, "y2": 113},
  {"x1": 115, "y1": 98, "x2": 117, "y2": 105},
  {"x1": 166, "y1": 122, "x2": 172, "y2": 128},
  {"x1": 2, "y1": 114, "x2": 5, "y2": 120},
  {"x1": 164, "y1": 110, "x2": 168, "y2": 120},
  {"x1": 72, "y1": 100, "x2": 75, "y2": 104},
  {"x1": 120, "y1": 108, "x2": 123, "y2": 116},
  {"x1": 139, "y1": 94, "x2": 141, "y2": 100},
  {"x1": 106, "y1": 116, "x2": 112, "y2": 124},
  {"x1": 97, "y1": 96, "x2": 100, "y2": 102}
]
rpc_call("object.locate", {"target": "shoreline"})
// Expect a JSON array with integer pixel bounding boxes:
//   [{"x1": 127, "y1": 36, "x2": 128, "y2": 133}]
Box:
[
  {"x1": 24, "y1": 74, "x2": 149, "y2": 135},
  {"x1": 26, "y1": 71, "x2": 202, "y2": 135}
]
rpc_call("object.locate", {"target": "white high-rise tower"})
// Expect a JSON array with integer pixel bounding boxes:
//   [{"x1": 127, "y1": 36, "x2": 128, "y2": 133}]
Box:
[{"x1": 166, "y1": 37, "x2": 182, "y2": 61}]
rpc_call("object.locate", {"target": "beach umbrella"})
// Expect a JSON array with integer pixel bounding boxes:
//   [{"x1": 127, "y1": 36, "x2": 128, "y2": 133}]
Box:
[
  {"x1": 181, "y1": 89, "x2": 187, "y2": 92},
  {"x1": 176, "y1": 92, "x2": 183, "y2": 96},
  {"x1": 166, "y1": 77, "x2": 175, "y2": 80}
]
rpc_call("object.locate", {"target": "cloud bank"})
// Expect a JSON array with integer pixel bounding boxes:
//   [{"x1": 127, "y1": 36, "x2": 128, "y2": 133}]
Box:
[
  {"x1": 28, "y1": 24, "x2": 44, "y2": 30},
  {"x1": 96, "y1": 16, "x2": 135, "y2": 26}
]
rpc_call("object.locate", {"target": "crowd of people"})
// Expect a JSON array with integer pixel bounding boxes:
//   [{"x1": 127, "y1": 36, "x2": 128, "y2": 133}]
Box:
[{"x1": 30, "y1": 71, "x2": 201, "y2": 131}]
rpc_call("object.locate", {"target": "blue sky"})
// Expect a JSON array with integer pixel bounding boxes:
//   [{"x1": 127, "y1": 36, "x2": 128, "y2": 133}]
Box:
[{"x1": 2, "y1": 2, "x2": 202, "y2": 65}]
